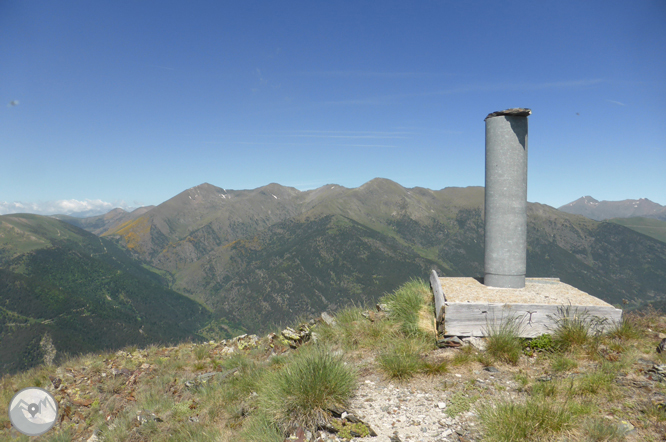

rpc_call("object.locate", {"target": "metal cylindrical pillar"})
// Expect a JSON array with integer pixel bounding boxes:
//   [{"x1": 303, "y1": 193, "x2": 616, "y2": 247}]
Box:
[{"x1": 484, "y1": 108, "x2": 531, "y2": 288}]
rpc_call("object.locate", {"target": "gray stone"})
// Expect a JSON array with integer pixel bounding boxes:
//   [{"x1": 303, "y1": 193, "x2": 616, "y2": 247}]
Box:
[
  {"x1": 321, "y1": 312, "x2": 337, "y2": 325},
  {"x1": 282, "y1": 327, "x2": 302, "y2": 341},
  {"x1": 465, "y1": 337, "x2": 487, "y2": 351}
]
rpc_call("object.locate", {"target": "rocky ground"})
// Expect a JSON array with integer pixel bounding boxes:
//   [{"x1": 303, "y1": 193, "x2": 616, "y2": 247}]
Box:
[{"x1": 3, "y1": 313, "x2": 666, "y2": 442}]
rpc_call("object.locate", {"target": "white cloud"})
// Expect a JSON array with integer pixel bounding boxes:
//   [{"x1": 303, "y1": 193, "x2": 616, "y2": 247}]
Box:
[
  {"x1": 606, "y1": 99, "x2": 626, "y2": 106},
  {"x1": 0, "y1": 199, "x2": 135, "y2": 217}
]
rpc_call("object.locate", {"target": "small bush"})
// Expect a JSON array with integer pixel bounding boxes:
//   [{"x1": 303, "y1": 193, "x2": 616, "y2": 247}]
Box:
[
  {"x1": 479, "y1": 396, "x2": 580, "y2": 441},
  {"x1": 382, "y1": 279, "x2": 434, "y2": 338},
  {"x1": 318, "y1": 306, "x2": 395, "y2": 351},
  {"x1": 606, "y1": 318, "x2": 641, "y2": 341},
  {"x1": 484, "y1": 316, "x2": 523, "y2": 365},
  {"x1": 550, "y1": 306, "x2": 607, "y2": 350},
  {"x1": 258, "y1": 345, "x2": 356, "y2": 432},
  {"x1": 378, "y1": 335, "x2": 432, "y2": 379},
  {"x1": 378, "y1": 345, "x2": 423, "y2": 380},
  {"x1": 523, "y1": 333, "x2": 554, "y2": 355}
]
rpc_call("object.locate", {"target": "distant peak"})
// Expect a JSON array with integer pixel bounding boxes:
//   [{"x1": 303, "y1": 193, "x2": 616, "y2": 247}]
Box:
[
  {"x1": 361, "y1": 178, "x2": 402, "y2": 188},
  {"x1": 191, "y1": 183, "x2": 216, "y2": 190}
]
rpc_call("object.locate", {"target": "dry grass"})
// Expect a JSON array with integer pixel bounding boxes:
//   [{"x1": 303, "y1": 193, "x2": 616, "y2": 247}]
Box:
[{"x1": 2, "y1": 281, "x2": 666, "y2": 441}]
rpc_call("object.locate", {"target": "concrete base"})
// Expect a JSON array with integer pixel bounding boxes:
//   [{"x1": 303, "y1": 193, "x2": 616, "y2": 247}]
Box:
[{"x1": 429, "y1": 271, "x2": 623, "y2": 338}]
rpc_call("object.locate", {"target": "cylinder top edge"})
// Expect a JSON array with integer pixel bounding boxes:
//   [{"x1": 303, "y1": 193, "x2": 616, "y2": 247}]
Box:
[{"x1": 485, "y1": 108, "x2": 532, "y2": 121}]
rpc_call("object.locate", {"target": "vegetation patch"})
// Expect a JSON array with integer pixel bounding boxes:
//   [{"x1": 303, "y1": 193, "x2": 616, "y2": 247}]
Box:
[
  {"x1": 484, "y1": 316, "x2": 523, "y2": 365},
  {"x1": 550, "y1": 305, "x2": 607, "y2": 350},
  {"x1": 445, "y1": 390, "x2": 479, "y2": 418},
  {"x1": 258, "y1": 344, "x2": 357, "y2": 432},
  {"x1": 479, "y1": 396, "x2": 583, "y2": 442},
  {"x1": 382, "y1": 279, "x2": 435, "y2": 338},
  {"x1": 330, "y1": 419, "x2": 372, "y2": 439},
  {"x1": 522, "y1": 333, "x2": 554, "y2": 355}
]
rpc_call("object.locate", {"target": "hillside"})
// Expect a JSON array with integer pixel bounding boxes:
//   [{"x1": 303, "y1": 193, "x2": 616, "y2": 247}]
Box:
[
  {"x1": 89, "y1": 180, "x2": 666, "y2": 334},
  {"x1": 608, "y1": 217, "x2": 666, "y2": 244},
  {"x1": 559, "y1": 196, "x2": 666, "y2": 221},
  {"x1": 2, "y1": 280, "x2": 665, "y2": 441},
  {"x1": 52, "y1": 206, "x2": 155, "y2": 236},
  {"x1": 0, "y1": 214, "x2": 216, "y2": 376}
]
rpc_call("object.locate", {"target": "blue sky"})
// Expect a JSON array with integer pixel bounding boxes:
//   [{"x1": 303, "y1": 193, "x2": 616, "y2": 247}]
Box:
[{"x1": 2, "y1": 1, "x2": 665, "y2": 216}]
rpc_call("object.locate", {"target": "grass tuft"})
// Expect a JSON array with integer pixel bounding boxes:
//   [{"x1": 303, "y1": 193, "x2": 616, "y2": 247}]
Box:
[
  {"x1": 382, "y1": 279, "x2": 434, "y2": 338},
  {"x1": 378, "y1": 340, "x2": 424, "y2": 379},
  {"x1": 258, "y1": 344, "x2": 356, "y2": 432},
  {"x1": 240, "y1": 413, "x2": 284, "y2": 442},
  {"x1": 551, "y1": 354, "x2": 578, "y2": 372},
  {"x1": 606, "y1": 318, "x2": 641, "y2": 341},
  {"x1": 550, "y1": 305, "x2": 607, "y2": 350},
  {"x1": 484, "y1": 316, "x2": 523, "y2": 365},
  {"x1": 479, "y1": 396, "x2": 581, "y2": 442}
]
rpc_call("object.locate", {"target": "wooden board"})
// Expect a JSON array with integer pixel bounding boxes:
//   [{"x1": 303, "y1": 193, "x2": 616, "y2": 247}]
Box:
[
  {"x1": 430, "y1": 270, "x2": 446, "y2": 323},
  {"x1": 443, "y1": 302, "x2": 622, "y2": 338},
  {"x1": 430, "y1": 273, "x2": 623, "y2": 338}
]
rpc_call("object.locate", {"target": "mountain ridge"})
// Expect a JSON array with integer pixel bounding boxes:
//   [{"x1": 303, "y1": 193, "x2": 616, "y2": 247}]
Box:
[
  {"x1": 85, "y1": 179, "x2": 666, "y2": 333},
  {"x1": 559, "y1": 196, "x2": 666, "y2": 221}
]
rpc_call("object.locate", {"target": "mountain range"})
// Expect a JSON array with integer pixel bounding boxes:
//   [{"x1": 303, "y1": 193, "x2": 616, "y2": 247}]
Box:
[
  {"x1": 559, "y1": 196, "x2": 666, "y2": 221},
  {"x1": 2, "y1": 179, "x2": 666, "y2": 375},
  {"x1": 0, "y1": 214, "x2": 213, "y2": 375},
  {"x1": 91, "y1": 180, "x2": 666, "y2": 326}
]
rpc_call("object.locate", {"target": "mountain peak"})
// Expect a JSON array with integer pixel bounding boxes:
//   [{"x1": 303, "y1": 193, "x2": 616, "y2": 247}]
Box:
[
  {"x1": 358, "y1": 178, "x2": 403, "y2": 191},
  {"x1": 559, "y1": 196, "x2": 666, "y2": 221}
]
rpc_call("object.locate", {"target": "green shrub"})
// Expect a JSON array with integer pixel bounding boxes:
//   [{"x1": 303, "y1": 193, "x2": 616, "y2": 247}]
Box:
[
  {"x1": 317, "y1": 306, "x2": 394, "y2": 351},
  {"x1": 606, "y1": 318, "x2": 641, "y2": 341},
  {"x1": 523, "y1": 333, "x2": 554, "y2": 355},
  {"x1": 258, "y1": 345, "x2": 356, "y2": 432},
  {"x1": 382, "y1": 279, "x2": 432, "y2": 338},
  {"x1": 479, "y1": 396, "x2": 581, "y2": 441},
  {"x1": 377, "y1": 334, "x2": 433, "y2": 379},
  {"x1": 451, "y1": 345, "x2": 475, "y2": 366},
  {"x1": 550, "y1": 306, "x2": 607, "y2": 350},
  {"x1": 484, "y1": 316, "x2": 523, "y2": 365},
  {"x1": 378, "y1": 345, "x2": 423, "y2": 380}
]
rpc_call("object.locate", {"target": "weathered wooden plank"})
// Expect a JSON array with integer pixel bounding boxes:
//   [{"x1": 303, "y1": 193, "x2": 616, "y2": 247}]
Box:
[
  {"x1": 430, "y1": 270, "x2": 446, "y2": 323},
  {"x1": 443, "y1": 302, "x2": 623, "y2": 338}
]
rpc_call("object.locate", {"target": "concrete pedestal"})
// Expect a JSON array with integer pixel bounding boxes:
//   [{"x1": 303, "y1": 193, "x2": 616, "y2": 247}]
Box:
[{"x1": 430, "y1": 271, "x2": 623, "y2": 338}]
